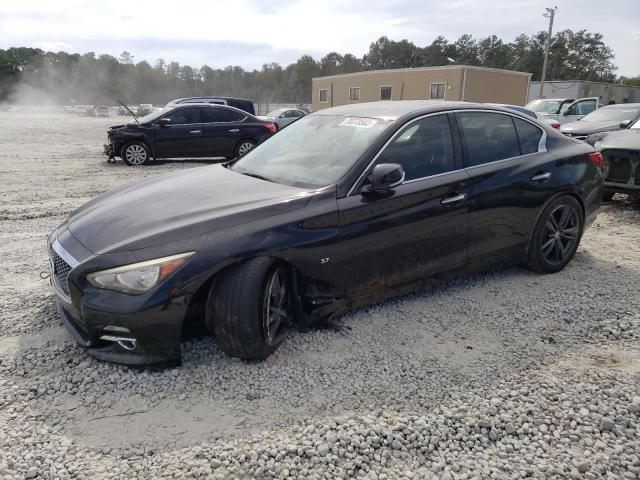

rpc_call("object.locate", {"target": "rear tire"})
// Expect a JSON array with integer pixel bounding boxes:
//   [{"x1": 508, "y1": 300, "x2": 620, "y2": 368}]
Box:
[
  {"x1": 235, "y1": 139, "x2": 256, "y2": 158},
  {"x1": 121, "y1": 141, "x2": 150, "y2": 166},
  {"x1": 526, "y1": 195, "x2": 583, "y2": 274},
  {"x1": 205, "y1": 257, "x2": 292, "y2": 359}
]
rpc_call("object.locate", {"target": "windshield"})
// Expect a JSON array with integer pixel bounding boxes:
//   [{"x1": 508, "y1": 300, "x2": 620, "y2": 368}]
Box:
[
  {"x1": 525, "y1": 100, "x2": 563, "y2": 114},
  {"x1": 267, "y1": 109, "x2": 285, "y2": 117},
  {"x1": 230, "y1": 115, "x2": 391, "y2": 188},
  {"x1": 630, "y1": 118, "x2": 640, "y2": 129},
  {"x1": 138, "y1": 107, "x2": 170, "y2": 123},
  {"x1": 581, "y1": 106, "x2": 640, "y2": 123}
]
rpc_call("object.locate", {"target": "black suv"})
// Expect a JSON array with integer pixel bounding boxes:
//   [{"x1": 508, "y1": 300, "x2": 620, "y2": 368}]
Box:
[
  {"x1": 166, "y1": 96, "x2": 255, "y2": 115},
  {"x1": 104, "y1": 104, "x2": 276, "y2": 165}
]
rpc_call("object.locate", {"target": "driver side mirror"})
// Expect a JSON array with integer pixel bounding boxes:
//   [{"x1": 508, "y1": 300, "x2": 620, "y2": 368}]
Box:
[
  {"x1": 363, "y1": 163, "x2": 405, "y2": 193},
  {"x1": 157, "y1": 118, "x2": 171, "y2": 127},
  {"x1": 620, "y1": 120, "x2": 631, "y2": 128}
]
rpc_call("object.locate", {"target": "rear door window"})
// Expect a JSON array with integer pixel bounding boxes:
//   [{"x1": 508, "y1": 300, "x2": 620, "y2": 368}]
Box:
[
  {"x1": 513, "y1": 117, "x2": 543, "y2": 155},
  {"x1": 455, "y1": 112, "x2": 521, "y2": 167},
  {"x1": 376, "y1": 114, "x2": 454, "y2": 181},
  {"x1": 201, "y1": 108, "x2": 246, "y2": 123},
  {"x1": 164, "y1": 108, "x2": 201, "y2": 124}
]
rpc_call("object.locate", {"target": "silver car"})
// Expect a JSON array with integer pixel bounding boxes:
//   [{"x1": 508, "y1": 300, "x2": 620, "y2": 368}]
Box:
[
  {"x1": 525, "y1": 97, "x2": 600, "y2": 124},
  {"x1": 259, "y1": 108, "x2": 307, "y2": 129}
]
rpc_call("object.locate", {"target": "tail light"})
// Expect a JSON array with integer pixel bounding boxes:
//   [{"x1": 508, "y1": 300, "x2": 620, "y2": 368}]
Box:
[
  {"x1": 588, "y1": 152, "x2": 604, "y2": 169},
  {"x1": 550, "y1": 121, "x2": 561, "y2": 129},
  {"x1": 263, "y1": 123, "x2": 277, "y2": 134}
]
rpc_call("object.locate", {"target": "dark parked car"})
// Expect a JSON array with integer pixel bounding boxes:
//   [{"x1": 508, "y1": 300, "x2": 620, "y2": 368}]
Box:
[
  {"x1": 166, "y1": 96, "x2": 255, "y2": 115},
  {"x1": 593, "y1": 116, "x2": 640, "y2": 200},
  {"x1": 560, "y1": 103, "x2": 640, "y2": 141},
  {"x1": 104, "y1": 104, "x2": 276, "y2": 165},
  {"x1": 50, "y1": 101, "x2": 603, "y2": 367}
]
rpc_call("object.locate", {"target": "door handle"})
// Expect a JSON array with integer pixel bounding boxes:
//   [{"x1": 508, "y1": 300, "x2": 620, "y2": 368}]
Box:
[
  {"x1": 441, "y1": 193, "x2": 467, "y2": 206},
  {"x1": 228, "y1": 129, "x2": 240, "y2": 133},
  {"x1": 531, "y1": 172, "x2": 551, "y2": 183},
  {"x1": 189, "y1": 130, "x2": 202, "y2": 134}
]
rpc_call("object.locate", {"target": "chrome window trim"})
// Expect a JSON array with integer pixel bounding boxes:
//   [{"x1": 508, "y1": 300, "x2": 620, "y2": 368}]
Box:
[{"x1": 346, "y1": 109, "x2": 548, "y2": 196}]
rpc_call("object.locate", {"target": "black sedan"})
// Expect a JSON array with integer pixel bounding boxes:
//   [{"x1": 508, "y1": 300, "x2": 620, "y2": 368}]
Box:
[
  {"x1": 104, "y1": 104, "x2": 276, "y2": 165},
  {"x1": 50, "y1": 101, "x2": 603, "y2": 366}
]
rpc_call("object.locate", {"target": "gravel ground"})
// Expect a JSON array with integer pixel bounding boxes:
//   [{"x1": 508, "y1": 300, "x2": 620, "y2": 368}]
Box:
[{"x1": 0, "y1": 111, "x2": 639, "y2": 479}]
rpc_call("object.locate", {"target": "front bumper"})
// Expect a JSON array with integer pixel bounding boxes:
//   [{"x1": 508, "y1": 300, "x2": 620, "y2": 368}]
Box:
[
  {"x1": 103, "y1": 143, "x2": 116, "y2": 158},
  {"x1": 49, "y1": 236, "x2": 188, "y2": 367},
  {"x1": 56, "y1": 299, "x2": 182, "y2": 367}
]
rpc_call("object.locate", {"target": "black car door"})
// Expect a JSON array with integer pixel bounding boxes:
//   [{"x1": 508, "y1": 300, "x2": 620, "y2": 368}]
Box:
[
  {"x1": 455, "y1": 110, "x2": 555, "y2": 260},
  {"x1": 336, "y1": 113, "x2": 470, "y2": 297},
  {"x1": 153, "y1": 107, "x2": 204, "y2": 158},
  {"x1": 200, "y1": 107, "x2": 248, "y2": 157}
]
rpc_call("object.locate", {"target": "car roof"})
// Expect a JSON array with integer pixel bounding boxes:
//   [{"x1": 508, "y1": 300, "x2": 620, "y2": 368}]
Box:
[
  {"x1": 600, "y1": 103, "x2": 640, "y2": 109},
  {"x1": 172, "y1": 96, "x2": 252, "y2": 102},
  {"x1": 165, "y1": 103, "x2": 253, "y2": 116},
  {"x1": 312, "y1": 100, "x2": 506, "y2": 121}
]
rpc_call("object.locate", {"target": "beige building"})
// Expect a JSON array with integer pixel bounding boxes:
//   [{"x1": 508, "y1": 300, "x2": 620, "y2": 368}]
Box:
[{"x1": 312, "y1": 65, "x2": 532, "y2": 111}]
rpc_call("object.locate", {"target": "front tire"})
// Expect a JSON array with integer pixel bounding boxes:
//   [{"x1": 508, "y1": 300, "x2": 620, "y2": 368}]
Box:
[
  {"x1": 121, "y1": 141, "x2": 150, "y2": 166},
  {"x1": 526, "y1": 195, "x2": 583, "y2": 274},
  {"x1": 206, "y1": 257, "x2": 292, "y2": 359}
]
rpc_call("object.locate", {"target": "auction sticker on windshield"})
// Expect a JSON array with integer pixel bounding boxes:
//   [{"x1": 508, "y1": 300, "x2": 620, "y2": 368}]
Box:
[{"x1": 339, "y1": 118, "x2": 378, "y2": 128}]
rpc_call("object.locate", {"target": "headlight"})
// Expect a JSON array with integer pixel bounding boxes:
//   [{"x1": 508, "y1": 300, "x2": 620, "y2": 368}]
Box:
[{"x1": 87, "y1": 252, "x2": 194, "y2": 294}]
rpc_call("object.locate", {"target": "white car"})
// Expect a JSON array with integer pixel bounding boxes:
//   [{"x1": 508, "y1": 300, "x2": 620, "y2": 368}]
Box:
[
  {"x1": 258, "y1": 108, "x2": 307, "y2": 129},
  {"x1": 525, "y1": 97, "x2": 601, "y2": 125}
]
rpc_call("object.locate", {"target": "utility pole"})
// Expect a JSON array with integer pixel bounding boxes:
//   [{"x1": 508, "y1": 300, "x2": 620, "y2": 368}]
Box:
[{"x1": 539, "y1": 6, "x2": 557, "y2": 99}]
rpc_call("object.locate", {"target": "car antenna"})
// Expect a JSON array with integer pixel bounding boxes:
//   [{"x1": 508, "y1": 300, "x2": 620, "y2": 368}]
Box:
[{"x1": 110, "y1": 96, "x2": 139, "y2": 124}]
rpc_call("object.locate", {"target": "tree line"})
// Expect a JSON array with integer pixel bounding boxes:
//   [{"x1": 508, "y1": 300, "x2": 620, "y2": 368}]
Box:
[{"x1": 1, "y1": 30, "x2": 638, "y2": 106}]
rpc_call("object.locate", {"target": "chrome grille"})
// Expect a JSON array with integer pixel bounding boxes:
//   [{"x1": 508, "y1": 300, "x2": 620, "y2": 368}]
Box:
[{"x1": 52, "y1": 250, "x2": 72, "y2": 295}]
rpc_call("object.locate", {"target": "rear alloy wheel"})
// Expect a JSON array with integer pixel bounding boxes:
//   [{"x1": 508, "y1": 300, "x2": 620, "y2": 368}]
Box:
[
  {"x1": 235, "y1": 140, "x2": 256, "y2": 158},
  {"x1": 527, "y1": 196, "x2": 583, "y2": 273},
  {"x1": 121, "y1": 141, "x2": 150, "y2": 166},
  {"x1": 206, "y1": 257, "x2": 292, "y2": 359}
]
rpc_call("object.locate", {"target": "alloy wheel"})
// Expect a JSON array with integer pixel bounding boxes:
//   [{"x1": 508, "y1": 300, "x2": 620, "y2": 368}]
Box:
[
  {"x1": 262, "y1": 266, "x2": 291, "y2": 346},
  {"x1": 541, "y1": 204, "x2": 580, "y2": 266},
  {"x1": 238, "y1": 142, "x2": 254, "y2": 156},
  {"x1": 125, "y1": 144, "x2": 147, "y2": 165}
]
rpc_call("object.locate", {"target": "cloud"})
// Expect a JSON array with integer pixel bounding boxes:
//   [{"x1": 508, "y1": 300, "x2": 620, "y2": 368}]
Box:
[{"x1": 0, "y1": 0, "x2": 638, "y2": 75}]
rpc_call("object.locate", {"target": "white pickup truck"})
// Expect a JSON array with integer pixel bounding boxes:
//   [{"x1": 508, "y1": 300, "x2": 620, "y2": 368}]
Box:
[{"x1": 525, "y1": 97, "x2": 601, "y2": 125}]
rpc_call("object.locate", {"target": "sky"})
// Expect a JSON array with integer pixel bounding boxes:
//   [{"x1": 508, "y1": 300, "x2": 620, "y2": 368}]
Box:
[{"x1": 1, "y1": 0, "x2": 639, "y2": 76}]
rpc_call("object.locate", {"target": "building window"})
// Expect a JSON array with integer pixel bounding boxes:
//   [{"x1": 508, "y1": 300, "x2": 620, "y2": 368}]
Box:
[
  {"x1": 380, "y1": 86, "x2": 392, "y2": 101},
  {"x1": 349, "y1": 87, "x2": 360, "y2": 102},
  {"x1": 430, "y1": 83, "x2": 446, "y2": 100},
  {"x1": 319, "y1": 89, "x2": 328, "y2": 102}
]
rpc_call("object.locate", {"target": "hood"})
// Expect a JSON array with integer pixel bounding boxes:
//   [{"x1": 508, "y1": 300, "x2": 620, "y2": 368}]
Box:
[
  {"x1": 560, "y1": 121, "x2": 622, "y2": 135},
  {"x1": 595, "y1": 129, "x2": 640, "y2": 151},
  {"x1": 67, "y1": 165, "x2": 314, "y2": 254}
]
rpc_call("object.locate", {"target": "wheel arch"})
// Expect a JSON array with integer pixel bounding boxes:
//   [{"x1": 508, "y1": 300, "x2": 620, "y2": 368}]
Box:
[
  {"x1": 181, "y1": 255, "x2": 305, "y2": 339},
  {"x1": 525, "y1": 190, "x2": 586, "y2": 256}
]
